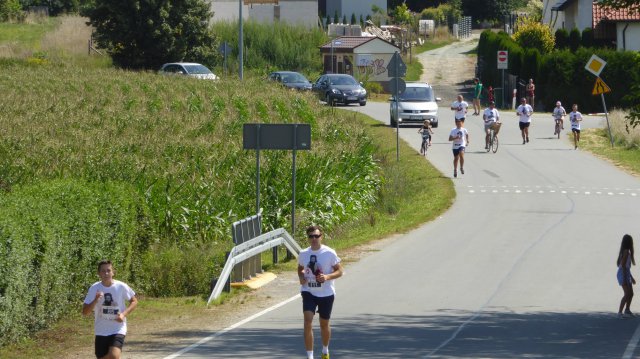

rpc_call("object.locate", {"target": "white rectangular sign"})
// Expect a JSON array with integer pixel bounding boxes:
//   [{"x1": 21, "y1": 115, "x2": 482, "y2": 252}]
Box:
[{"x1": 497, "y1": 50, "x2": 508, "y2": 69}]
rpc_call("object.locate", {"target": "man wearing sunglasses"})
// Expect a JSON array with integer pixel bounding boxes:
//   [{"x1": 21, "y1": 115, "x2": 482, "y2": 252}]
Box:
[{"x1": 298, "y1": 225, "x2": 344, "y2": 359}]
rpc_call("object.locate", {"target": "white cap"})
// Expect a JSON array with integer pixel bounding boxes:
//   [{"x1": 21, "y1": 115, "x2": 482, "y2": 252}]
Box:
[{"x1": 556, "y1": 101, "x2": 561, "y2": 106}]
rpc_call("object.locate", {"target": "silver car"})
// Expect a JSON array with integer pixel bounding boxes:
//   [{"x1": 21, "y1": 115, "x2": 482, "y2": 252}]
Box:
[
  {"x1": 159, "y1": 62, "x2": 218, "y2": 80},
  {"x1": 389, "y1": 82, "x2": 441, "y2": 127}
]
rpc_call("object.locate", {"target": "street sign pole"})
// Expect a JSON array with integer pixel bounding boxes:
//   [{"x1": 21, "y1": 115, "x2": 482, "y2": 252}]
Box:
[
  {"x1": 395, "y1": 54, "x2": 400, "y2": 162},
  {"x1": 239, "y1": 0, "x2": 243, "y2": 80},
  {"x1": 601, "y1": 93, "x2": 614, "y2": 148}
]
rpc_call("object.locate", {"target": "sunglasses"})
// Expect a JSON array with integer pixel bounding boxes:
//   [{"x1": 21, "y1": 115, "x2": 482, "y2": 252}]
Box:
[{"x1": 308, "y1": 234, "x2": 322, "y2": 239}]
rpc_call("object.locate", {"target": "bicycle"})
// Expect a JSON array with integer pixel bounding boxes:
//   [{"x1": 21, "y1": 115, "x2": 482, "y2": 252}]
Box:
[
  {"x1": 420, "y1": 133, "x2": 430, "y2": 156},
  {"x1": 486, "y1": 122, "x2": 500, "y2": 153},
  {"x1": 553, "y1": 117, "x2": 563, "y2": 139}
]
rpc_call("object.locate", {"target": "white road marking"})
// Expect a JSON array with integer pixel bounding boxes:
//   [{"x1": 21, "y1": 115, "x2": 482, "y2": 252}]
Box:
[
  {"x1": 622, "y1": 321, "x2": 640, "y2": 359},
  {"x1": 163, "y1": 294, "x2": 300, "y2": 359},
  {"x1": 465, "y1": 186, "x2": 638, "y2": 197}
]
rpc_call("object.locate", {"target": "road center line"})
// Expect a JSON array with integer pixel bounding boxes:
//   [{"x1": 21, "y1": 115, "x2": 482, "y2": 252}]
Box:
[
  {"x1": 163, "y1": 294, "x2": 300, "y2": 359},
  {"x1": 622, "y1": 321, "x2": 640, "y2": 359}
]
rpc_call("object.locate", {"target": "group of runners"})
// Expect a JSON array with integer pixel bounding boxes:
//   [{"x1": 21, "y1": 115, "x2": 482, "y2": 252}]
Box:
[{"x1": 417, "y1": 90, "x2": 586, "y2": 178}]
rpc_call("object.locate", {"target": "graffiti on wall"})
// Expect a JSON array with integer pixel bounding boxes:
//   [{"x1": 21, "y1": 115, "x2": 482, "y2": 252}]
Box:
[{"x1": 357, "y1": 56, "x2": 387, "y2": 77}]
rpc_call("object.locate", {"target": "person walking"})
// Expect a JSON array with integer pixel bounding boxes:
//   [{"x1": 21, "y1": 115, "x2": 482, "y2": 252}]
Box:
[
  {"x1": 569, "y1": 104, "x2": 583, "y2": 149},
  {"x1": 617, "y1": 234, "x2": 636, "y2": 318},
  {"x1": 450, "y1": 94, "x2": 469, "y2": 123},
  {"x1": 298, "y1": 225, "x2": 344, "y2": 359},
  {"x1": 472, "y1": 78, "x2": 483, "y2": 115},
  {"x1": 83, "y1": 260, "x2": 138, "y2": 359},
  {"x1": 526, "y1": 79, "x2": 536, "y2": 109},
  {"x1": 483, "y1": 101, "x2": 500, "y2": 150},
  {"x1": 553, "y1": 101, "x2": 567, "y2": 134},
  {"x1": 448, "y1": 119, "x2": 469, "y2": 178},
  {"x1": 516, "y1": 98, "x2": 534, "y2": 144}
]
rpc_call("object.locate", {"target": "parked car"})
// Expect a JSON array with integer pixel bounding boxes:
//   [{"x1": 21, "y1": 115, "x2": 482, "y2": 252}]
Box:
[
  {"x1": 389, "y1": 82, "x2": 440, "y2": 127},
  {"x1": 159, "y1": 62, "x2": 218, "y2": 80},
  {"x1": 268, "y1": 71, "x2": 312, "y2": 91},
  {"x1": 312, "y1": 74, "x2": 367, "y2": 106}
]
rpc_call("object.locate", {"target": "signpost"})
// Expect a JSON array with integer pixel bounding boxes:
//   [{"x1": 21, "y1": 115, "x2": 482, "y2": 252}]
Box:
[
  {"x1": 243, "y1": 124, "x2": 311, "y2": 260},
  {"x1": 388, "y1": 51, "x2": 406, "y2": 162},
  {"x1": 497, "y1": 51, "x2": 508, "y2": 107},
  {"x1": 218, "y1": 42, "x2": 232, "y2": 76},
  {"x1": 585, "y1": 54, "x2": 613, "y2": 148}
]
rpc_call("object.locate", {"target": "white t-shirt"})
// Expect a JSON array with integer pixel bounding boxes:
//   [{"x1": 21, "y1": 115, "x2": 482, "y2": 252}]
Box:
[
  {"x1": 569, "y1": 111, "x2": 583, "y2": 130},
  {"x1": 516, "y1": 104, "x2": 533, "y2": 123},
  {"x1": 298, "y1": 245, "x2": 341, "y2": 297},
  {"x1": 449, "y1": 127, "x2": 469, "y2": 148},
  {"x1": 451, "y1": 100, "x2": 469, "y2": 120},
  {"x1": 84, "y1": 280, "x2": 136, "y2": 336},
  {"x1": 553, "y1": 106, "x2": 566, "y2": 119},
  {"x1": 483, "y1": 108, "x2": 499, "y2": 123}
]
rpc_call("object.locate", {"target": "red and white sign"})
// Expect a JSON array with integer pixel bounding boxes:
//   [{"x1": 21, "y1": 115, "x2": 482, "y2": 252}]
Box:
[{"x1": 497, "y1": 50, "x2": 508, "y2": 69}]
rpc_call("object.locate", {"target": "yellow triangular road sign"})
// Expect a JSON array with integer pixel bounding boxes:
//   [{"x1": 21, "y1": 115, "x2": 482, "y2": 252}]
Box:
[{"x1": 592, "y1": 77, "x2": 611, "y2": 95}]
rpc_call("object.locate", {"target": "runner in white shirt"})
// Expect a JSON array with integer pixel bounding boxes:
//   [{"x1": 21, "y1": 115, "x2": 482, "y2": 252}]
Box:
[
  {"x1": 83, "y1": 260, "x2": 138, "y2": 359},
  {"x1": 448, "y1": 119, "x2": 469, "y2": 178},
  {"x1": 516, "y1": 97, "x2": 534, "y2": 144},
  {"x1": 569, "y1": 103, "x2": 583, "y2": 149},
  {"x1": 482, "y1": 101, "x2": 500, "y2": 150},
  {"x1": 450, "y1": 94, "x2": 469, "y2": 122},
  {"x1": 298, "y1": 225, "x2": 343, "y2": 359}
]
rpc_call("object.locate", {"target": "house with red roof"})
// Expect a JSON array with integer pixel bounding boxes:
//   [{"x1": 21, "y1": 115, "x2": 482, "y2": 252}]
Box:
[{"x1": 542, "y1": 0, "x2": 640, "y2": 50}]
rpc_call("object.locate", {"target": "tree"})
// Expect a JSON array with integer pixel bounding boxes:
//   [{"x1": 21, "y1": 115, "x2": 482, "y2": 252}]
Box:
[
  {"x1": 333, "y1": 10, "x2": 339, "y2": 24},
  {"x1": 513, "y1": 16, "x2": 554, "y2": 54},
  {"x1": 350, "y1": 12, "x2": 356, "y2": 25},
  {"x1": 554, "y1": 28, "x2": 568, "y2": 49},
  {"x1": 393, "y1": 3, "x2": 413, "y2": 25},
  {"x1": 461, "y1": 0, "x2": 516, "y2": 22},
  {"x1": 19, "y1": 0, "x2": 94, "y2": 16},
  {"x1": 568, "y1": 27, "x2": 581, "y2": 51},
  {"x1": 87, "y1": 0, "x2": 219, "y2": 70}
]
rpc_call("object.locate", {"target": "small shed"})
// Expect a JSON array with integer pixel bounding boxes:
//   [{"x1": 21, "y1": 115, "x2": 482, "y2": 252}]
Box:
[{"x1": 319, "y1": 36, "x2": 400, "y2": 90}]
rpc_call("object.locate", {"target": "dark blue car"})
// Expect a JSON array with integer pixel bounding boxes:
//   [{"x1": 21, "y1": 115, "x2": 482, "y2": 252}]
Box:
[
  {"x1": 312, "y1": 74, "x2": 367, "y2": 106},
  {"x1": 268, "y1": 71, "x2": 312, "y2": 91}
]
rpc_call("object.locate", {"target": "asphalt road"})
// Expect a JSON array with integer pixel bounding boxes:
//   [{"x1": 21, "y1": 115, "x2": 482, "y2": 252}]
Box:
[{"x1": 164, "y1": 50, "x2": 640, "y2": 359}]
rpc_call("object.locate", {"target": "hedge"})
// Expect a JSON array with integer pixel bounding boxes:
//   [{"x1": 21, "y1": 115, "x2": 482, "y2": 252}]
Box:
[
  {"x1": 477, "y1": 30, "x2": 640, "y2": 112},
  {"x1": 0, "y1": 179, "x2": 149, "y2": 346}
]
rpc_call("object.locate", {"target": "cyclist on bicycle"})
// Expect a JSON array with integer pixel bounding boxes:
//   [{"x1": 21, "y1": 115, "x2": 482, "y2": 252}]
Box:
[
  {"x1": 418, "y1": 119, "x2": 434, "y2": 154},
  {"x1": 483, "y1": 101, "x2": 500, "y2": 150},
  {"x1": 553, "y1": 101, "x2": 566, "y2": 134}
]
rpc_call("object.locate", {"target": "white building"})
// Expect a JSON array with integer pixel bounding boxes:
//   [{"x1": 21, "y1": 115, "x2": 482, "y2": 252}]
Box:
[{"x1": 209, "y1": 0, "x2": 319, "y2": 27}]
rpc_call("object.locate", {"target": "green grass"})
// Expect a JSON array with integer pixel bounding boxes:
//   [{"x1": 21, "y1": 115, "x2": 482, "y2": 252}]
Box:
[
  {"x1": 579, "y1": 128, "x2": 640, "y2": 175},
  {"x1": 0, "y1": 18, "x2": 57, "y2": 48}
]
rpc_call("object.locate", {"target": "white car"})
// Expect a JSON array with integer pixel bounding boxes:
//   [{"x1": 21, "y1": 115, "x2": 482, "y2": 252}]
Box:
[
  {"x1": 159, "y1": 62, "x2": 218, "y2": 80},
  {"x1": 389, "y1": 82, "x2": 441, "y2": 127}
]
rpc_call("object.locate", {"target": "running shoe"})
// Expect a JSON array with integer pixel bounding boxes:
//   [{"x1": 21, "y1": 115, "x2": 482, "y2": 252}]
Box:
[
  {"x1": 461, "y1": 168, "x2": 465, "y2": 175},
  {"x1": 454, "y1": 170, "x2": 457, "y2": 178},
  {"x1": 321, "y1": 353, "x2": 330, "y2": 359},
  {"x1": 526, "y1": 137, "x2": 529, "y2": 143}
]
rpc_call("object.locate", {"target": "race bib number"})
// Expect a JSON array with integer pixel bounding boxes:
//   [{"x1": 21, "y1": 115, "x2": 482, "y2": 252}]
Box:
[
  {"x1": 101, "y1": 305, "x2": 119, "y2": 320},
  {"x1": 308, "y1": 282, "x2": 322, "y2": 288}
]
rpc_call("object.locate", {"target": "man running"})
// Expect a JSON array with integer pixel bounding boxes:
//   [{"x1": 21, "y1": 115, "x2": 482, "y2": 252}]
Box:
[
  {"x1": 569, "y1": 104, "x2": 583, "y2": 149},
  {"x1": 299, "y1": 225, "x2": 344, "y2": 359},
  {"x1": 516, "y1": 97, "x2": 533, "y2": 144},
  {"x1": 450, "y1": 94, "x2": 469, "y2": 123}
]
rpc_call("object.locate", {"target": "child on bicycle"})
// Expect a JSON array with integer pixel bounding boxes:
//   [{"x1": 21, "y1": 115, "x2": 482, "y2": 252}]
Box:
[
  {"x1": 553, "y1": 101, "x2": 566, "y2": 133},
  {"x1": 418, "y1": 119, "x2": 434, "y2": 154},
  {"x1": 482, "y1": 101, "x2": 500, "y2": 150}
]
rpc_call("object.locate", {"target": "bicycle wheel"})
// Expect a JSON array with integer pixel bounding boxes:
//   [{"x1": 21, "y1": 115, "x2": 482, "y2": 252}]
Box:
[
  {"x1": 491, "y1": 133, "x2": 499, "y2": 153},
  {"x1": 486, "y1": 131, "x2": 491, "y2": 153},
  {"x1": 422, "y1": 139, "x2": 428, "y2": 156},
  {"x1": 557, "y1": 123, "x2": 561, "y2": 139}
]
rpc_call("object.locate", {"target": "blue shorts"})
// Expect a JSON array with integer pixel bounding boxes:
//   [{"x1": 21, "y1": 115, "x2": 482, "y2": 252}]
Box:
[
  {"x1": 301, "y1": 291, "x2": 335, "y2": 320},
  {"x1": 452, "y1": 147, "x2": 465, "y2": 156},
  {"x1": 618, "y1": 268, "x2": 634, "y2": 286},
  {"x1": 572, "y1": 128, "x2": 580, "y2": 133},
  {"x1": 519, "y1": 122, "x2": 530, "y2": 130}
]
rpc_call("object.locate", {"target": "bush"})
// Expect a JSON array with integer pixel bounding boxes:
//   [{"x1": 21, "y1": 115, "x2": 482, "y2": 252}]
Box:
[
  {"x1": 513, "y1": 16, "x2": 555, "y2": 54},
  {"x1": 0, "y1": 179, "x2": 149, "y2": 347},
  {"x1": 582, "y1": 27, "x2": 594, "y2": 48},
  {"x1": 364, "y1": 81, "x2": 383, "y2": 95},
  {"x1": 555, "y1": 28, "x2": 569, "y2": 49},
  {"x1": 569, "y1": 27, "x2": 581, "y2": 51}
]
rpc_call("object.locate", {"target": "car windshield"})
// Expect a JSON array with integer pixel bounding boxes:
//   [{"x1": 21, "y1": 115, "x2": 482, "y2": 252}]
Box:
[
  {"x1": 282, "y1": 73, "x2": 307, "y2": 83},
  {"x1": 183, "y1": 64, "x2": 212, "y2": 75},
  {"x1": 398, "y1": 87, "x2": 435, "y2": 102},
  {"x1": 329, "y1": 76, "x2": 358, "y2": 86}
]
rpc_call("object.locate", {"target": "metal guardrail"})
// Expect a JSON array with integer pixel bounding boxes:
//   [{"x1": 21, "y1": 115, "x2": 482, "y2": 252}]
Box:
[{"x1": 206, "y1": 227, "x2": 302, "y2": 304}]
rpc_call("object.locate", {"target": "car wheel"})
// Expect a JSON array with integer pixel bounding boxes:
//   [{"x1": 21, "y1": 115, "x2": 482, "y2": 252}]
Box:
[
  {"x1": 431, "y1": 121, "x2": 438, "y2": 128},
  {"x1": 390, "y1": 116, "x2": 397, "y2": 127},
  {"x1": 325, "y1": 93, "x2": 334, "y2": 106},
  {"x1": 359, "y1": 101, "x2": 366, "y2": 106}
]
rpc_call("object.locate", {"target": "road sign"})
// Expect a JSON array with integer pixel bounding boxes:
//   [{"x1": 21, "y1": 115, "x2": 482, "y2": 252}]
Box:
[
  {"x1": 218, "y1": 42, "x2": 232, "y2": 56},
  {"x1": 243, "y1": 124, "x2": 311, "y2": 150},
  {"x1": 388, "y1": 52, "x2": 407, "y2": 78},
  {"x1": 497, "y1": 50, "x2": 508, "y2": 69},
  {"x1": 592, "y1": 77, "x2": 611, "y2": 95},
  {"x1": 585, "y1": 54, "x2": 606, "y2": 77},
  {"x1": 390, "y1": 78, "x2": 406, "y2": 95}
]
